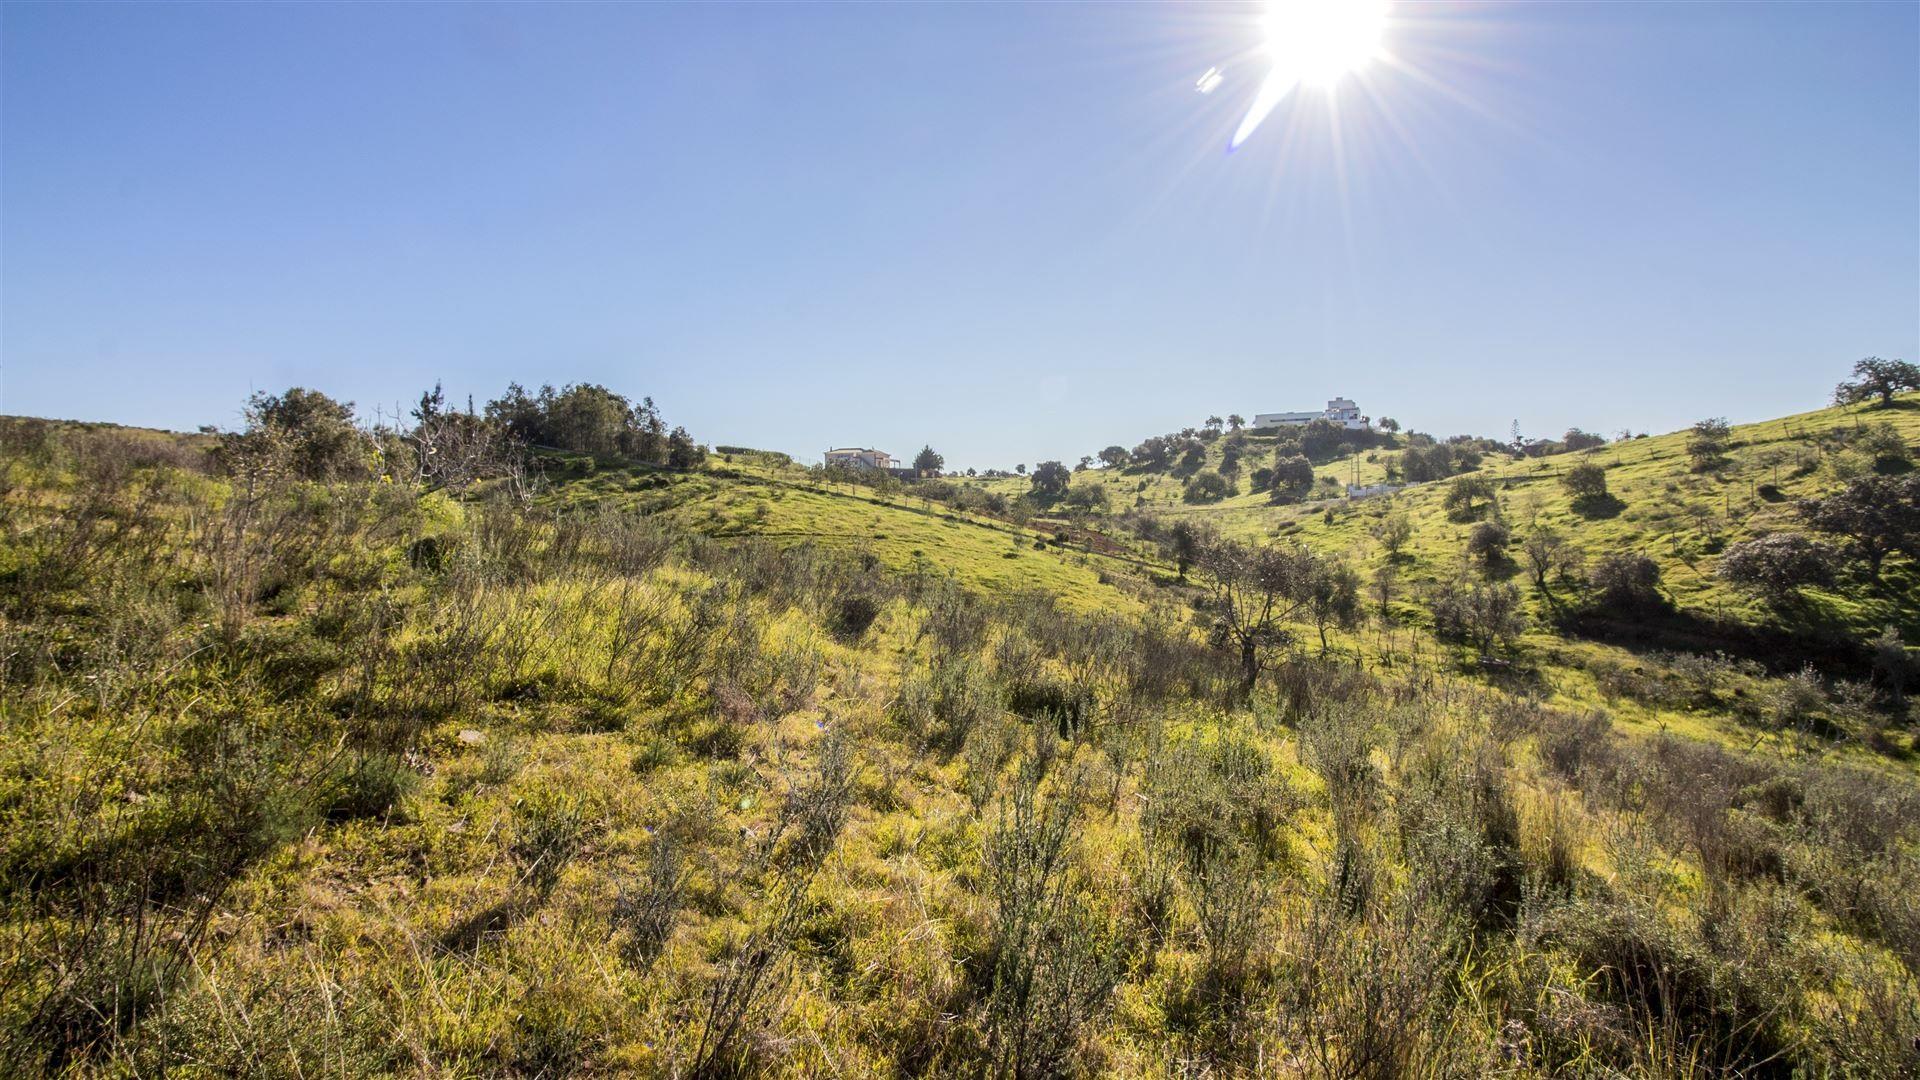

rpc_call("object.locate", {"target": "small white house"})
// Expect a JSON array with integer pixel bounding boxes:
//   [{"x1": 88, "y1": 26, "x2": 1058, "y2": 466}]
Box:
[
  {"x1": 824, "y1": 447, "x2": 894, "y2": 470},
  {"x1": 1252, "y1": 397, "x2": 1371, "y2": 431}
]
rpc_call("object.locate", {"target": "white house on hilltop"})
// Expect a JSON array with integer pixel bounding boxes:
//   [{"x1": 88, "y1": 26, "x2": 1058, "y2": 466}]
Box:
[
  {"x1": 824, "y1": 447, "x2": 894, "y2": 470},
  {"x1": 1252, "y1": 397, "x2": 1371, "y2": 431}
]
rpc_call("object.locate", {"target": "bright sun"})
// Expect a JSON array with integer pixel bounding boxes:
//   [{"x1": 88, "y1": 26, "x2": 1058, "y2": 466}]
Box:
[
  {"x1": 1230, "y1": 0, "x2": 1388, "y2": 149},
  {"x1": 1265, "y1": 0, "x2": 1387, "y2": 87}
]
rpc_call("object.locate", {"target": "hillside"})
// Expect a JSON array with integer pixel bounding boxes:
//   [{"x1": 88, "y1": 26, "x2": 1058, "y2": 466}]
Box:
[{"x1": 1, "y1": 390, "x2": 1917, "y2": 1076}]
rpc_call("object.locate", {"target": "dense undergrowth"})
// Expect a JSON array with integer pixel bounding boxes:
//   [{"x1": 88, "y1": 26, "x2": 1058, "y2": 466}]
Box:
[{"x1": 2, "y1": 415, "x2": 1917, "y2": 1077}]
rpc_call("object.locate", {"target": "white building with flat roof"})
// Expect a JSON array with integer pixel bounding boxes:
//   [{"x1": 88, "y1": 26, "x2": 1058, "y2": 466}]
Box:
[
  {"x1": 823, "y1": 447, "x2": 894, "y2": 470},
  {"x1": 1252, "y1": 397, "x2": 1370, "y2": 431}
]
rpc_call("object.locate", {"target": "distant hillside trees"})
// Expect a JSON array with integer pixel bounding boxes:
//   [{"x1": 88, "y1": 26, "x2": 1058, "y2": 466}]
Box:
[
  {"x1": 914, "y1": 445, "x2": 945, "y2": 475},
  {"x1": 1130, "y1": 437, "x2": 1172, "y2": 470},
  {"x1": 485, "y1": 382, "x2": 673, "y2": 461},
  {"x1": 1834, "y1": 357, "x2": 1920, "y2": 408},
  {"x1": 1718, "y1": 533, "x2": 1837, "y2": 606},
  {"x1": 1687, "y1": 417, "x2": 1732, "y2": 472},
  {"x1": 1563, "y1": 428, "x2": 1607, "y2": 452},
  {"x1": 1218, "y1": 439, "x2": 1244, "y2": 477},
  {"x1": 1029, "y1": 460, "x2": 1071, "y2": 498},
  {"x1": 409, "y1": 382, "x2": 521, "y2": 493},
  {"x1": 1295, "y1": 419, "x2": 1358, "y2": 461},
  {"x1": 1097, "y1": 445, "x2": 1129, "y2": 469},
  {"x1": 1063, "y1": 482, "x2": 1109, "y2": 513},
  {"x1": 667, "y1": 427, "x2": 706, "y2": 469},
  {"x1": 1397, "y1": 436, "x2": 1485, "y2": 483}
]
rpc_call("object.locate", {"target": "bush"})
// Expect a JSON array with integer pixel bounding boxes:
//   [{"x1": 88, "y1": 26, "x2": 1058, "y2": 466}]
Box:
[
  {"x1": 1562, "y1": 461, "x2": 1609, "y2": 504},
  {"x1": 832, "y1": 593, "x2": 883, "y2": 640},
  {"x1": 1268, "y1": 454, "x2": 1314, "y2": 503},
  {"x1": 1063, "y1": 482, "x2": 1110, "y2": 512},
  {"x1": 1183, "y1": 470, "x2": 1232, "y2": 504},
  {"x1": 217, "y1": 387, "x2": 371, "y2": 482},
  {"x1": 1466, "y1": 521, "x2": 1510, "y2": 565},
  {"x1": 1717, "y1": 533, "x2": 1837, "y2": 606},
  {"x1": 1688, "y1": 417, "x2": 1733, "y2": 472},
  {"x1": 1441, "y1": 476, "x2": 1496, "y2": 522},
  {"x1": 1589, "y1": 551, "x2": 1664, "y2": 612},
  {"x1": 321, "y1": 751, "x2": 417, "y2": 821},
  {"x1": 1428, "y1": 578, "x2": 1526, "y2": 653}
]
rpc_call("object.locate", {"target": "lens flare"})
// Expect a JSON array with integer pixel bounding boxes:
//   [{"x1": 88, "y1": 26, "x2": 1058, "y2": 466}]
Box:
[{"x1": 1229, "y1": 0, "x2": 1388, "y2": 150}]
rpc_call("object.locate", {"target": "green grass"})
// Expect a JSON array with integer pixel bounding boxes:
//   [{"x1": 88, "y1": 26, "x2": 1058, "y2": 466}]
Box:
[
  {"x1": 534, "y1": 452, "x2": 1151, "y2": 614},
  {"x1": 3, "y1": 398, "x2": 1916, "y2": 1076}
]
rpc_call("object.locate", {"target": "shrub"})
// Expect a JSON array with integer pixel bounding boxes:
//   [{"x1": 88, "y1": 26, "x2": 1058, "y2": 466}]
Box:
[
  {"x1": 321, "y1": 751, "x2": 417, "y2": 821},
  {"x1": 1371, "y1": 511, "x2": 1413, "y2": 557},
  {"x1": 1589, "y1": 551, "x2": 1665, "y2": 612},
  {"x1": 1063, "y1": 482, "x2": 1110, "y2": 512},
  {"x1": 217, "y1": 387, "x2": 371, "y2": 482},
  {"x1": 1466, "y1": 521, "x2": 1510, "y2": 565},
  {"x1": 1717, "y1": 533, "x2": 1837, "y2": 606},
  {"x1": 1428, "y1": 578, "x2": 1526, "y2": 653},
  {"x1": 1183, "y1": 470, "x2": 1232, "y2": 504},
  {"x1": 1562, "y1": 461, "x2": 1609, "y2": 503},
  {"x1": 832, "y1": 592, "x2": 883, "y2": 640},
  {"x1": 1441, "y1": 475, "x2": 1496, "y2": 522},
  {"x1": 1687, "y1": 417, "x2": 1733, "y2": 471},
  {"x1": 1269, "y1": 454, "x2": 1314, "y2": 503}
]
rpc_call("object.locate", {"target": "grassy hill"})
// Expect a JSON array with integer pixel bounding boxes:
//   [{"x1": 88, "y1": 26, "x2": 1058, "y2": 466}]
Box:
[{"x1": 1, "y1": 394, "x2": 1917, "y2": 1076}]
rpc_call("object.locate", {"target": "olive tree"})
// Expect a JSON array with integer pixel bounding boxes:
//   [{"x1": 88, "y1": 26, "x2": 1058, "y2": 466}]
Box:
[
  {"x1": 1718, "y1": 533, "x2": 1837, "y2": 606},
  {"x1": 1834, "y1": 356, "x2": 1920, "y2": 408},
  {"x1": 1798, "y1": 475, "x2": 1920, "y2": 582},
  {"x1": 1029, "y1": 460, "x2": 1071, "y2": 498},
  {"x1": 1561, "y1": 461, "x2": 1609, "y2": 504},
  {"x1": 1194, "y1": 534, "x2": 1323, "y2": 691}
]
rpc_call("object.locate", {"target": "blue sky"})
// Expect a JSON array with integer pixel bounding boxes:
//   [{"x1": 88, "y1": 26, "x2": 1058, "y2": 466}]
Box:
[{"x1": 3, "y1": 1, "x2": 1915, "y2": 469}]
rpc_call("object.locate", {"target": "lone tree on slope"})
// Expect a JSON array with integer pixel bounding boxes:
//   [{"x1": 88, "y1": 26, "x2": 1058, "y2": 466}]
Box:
[
  {"x1": 913, "y1": 445, "x2": 945, "y2": 475},
  {"x1": 1834, "y1": 357, "x2": 1920, "y2": 408},
  {"x1": 1029, "y1": 460, "x2": 1071, "y2": 498},
  {"x1": 1687, "y1": 418, "x2": 1733, "y2": 472}
]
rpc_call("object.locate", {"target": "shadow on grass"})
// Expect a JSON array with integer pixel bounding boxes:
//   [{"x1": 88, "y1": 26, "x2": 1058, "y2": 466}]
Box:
[
  {"x1": 1554, "y1": 604, "x2": 1873, "y2": 679},
  {"x1": 1571, "y1": 494, "x2": 1627, "y2": 520}
]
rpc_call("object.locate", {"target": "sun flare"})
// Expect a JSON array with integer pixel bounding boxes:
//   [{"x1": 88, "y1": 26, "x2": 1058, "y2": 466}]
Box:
[{"x1": 1230, "y1": 0, "x2": 1388, "y2": 150}]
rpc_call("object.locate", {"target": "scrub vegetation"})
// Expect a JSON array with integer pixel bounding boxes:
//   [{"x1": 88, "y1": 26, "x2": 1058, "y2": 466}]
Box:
[{"x1": 2, "y1": 368, "x2": 1917, "y2": 1076}]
